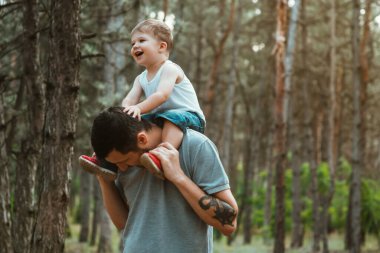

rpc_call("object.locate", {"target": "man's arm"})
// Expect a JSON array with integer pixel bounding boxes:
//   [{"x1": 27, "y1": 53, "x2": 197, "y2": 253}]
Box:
[
  {"x1": 150, "y1": 143, "x2": 238, "y2": 236},
  {"x1": 96, "y1": 175, "x2": 129, "y2": 230},
  {"x1": 172, "y1": 177, "x2": 238, "y2": 236}
]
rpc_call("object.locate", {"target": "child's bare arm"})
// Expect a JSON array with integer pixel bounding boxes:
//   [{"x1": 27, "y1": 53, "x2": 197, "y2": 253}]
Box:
[{"x1": 122, "y1": 76, "x2": 143, "y2": 108}]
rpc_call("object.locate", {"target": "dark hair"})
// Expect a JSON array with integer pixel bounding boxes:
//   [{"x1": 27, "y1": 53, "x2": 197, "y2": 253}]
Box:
[{"x1": 91, "y1": 106, "x2": 152, "y2": 159}]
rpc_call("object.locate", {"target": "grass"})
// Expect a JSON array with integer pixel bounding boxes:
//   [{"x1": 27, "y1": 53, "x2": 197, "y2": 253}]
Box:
[{"x1": 65, "y1": 223, "x2": 379, "y2": 253}]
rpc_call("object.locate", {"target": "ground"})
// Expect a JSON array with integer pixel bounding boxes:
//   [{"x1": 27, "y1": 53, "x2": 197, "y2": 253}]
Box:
[{"x1": 65, "y1": 224, "x2": 379, "y2": 253}]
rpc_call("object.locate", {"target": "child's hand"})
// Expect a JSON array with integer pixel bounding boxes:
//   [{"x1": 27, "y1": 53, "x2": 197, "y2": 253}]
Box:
[{"x1": 123, "y1": 105, "x2": 141, "y2": 120}]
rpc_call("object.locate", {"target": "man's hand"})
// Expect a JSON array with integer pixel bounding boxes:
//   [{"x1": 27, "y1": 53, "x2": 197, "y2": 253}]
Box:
[
  {"x1": 123, "y1": 105, "x2": 141, "y2": 120},
  {"x1": 149, "y1": 142, "x2": 186, "y2": 183}
]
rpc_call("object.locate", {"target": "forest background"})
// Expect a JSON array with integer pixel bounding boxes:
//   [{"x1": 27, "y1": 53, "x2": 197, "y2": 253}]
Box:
[{"x1": 1, "y1": 0, "x2": 380, "y2": 253}]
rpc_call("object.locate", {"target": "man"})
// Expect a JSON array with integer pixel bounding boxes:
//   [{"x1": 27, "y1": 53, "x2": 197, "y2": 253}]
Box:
[{"x1": 91, "y1": 106, "x2": 238, "y2": 253}]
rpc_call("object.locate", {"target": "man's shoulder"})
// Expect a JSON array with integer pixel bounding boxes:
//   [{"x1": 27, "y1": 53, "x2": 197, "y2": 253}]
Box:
[
  {"x1": 182, "y1": 129, "x2": 216, "y2": 154},
  {"x1": 184, "y1": 129, "x2": 208, "y2": 143}
]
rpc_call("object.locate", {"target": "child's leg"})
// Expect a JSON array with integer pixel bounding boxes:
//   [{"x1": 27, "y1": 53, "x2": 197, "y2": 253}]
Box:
[{"x1": 162, "y1": 120, "x2": 184, "y2": 149}]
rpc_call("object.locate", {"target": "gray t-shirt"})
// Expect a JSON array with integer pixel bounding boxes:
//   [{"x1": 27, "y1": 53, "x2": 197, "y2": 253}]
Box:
[{"x1": 116, "y1": 129, "x2": 230, "y2": 253}]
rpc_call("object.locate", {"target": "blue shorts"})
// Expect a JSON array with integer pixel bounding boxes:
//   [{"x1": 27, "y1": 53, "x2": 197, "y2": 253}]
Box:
[{"x1": 142, "y1": 110, "x2": 205, "y2": 134}]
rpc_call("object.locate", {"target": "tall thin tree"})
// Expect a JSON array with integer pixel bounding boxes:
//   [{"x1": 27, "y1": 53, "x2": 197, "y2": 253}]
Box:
[
  {"x1": 273, "y1": 0, "x2": 288, "y2": 252},
  {"x1": 350, "y1": 0, "x2": 362, "y2": 252},
  {"x1": 203, "y1": 0, "x2": 235, "y2": 119},
  {"x1": 321, "y1": 0, "x2": 337, "y2": 252},
  {"x1": 12, "y1": 1, "x2": 44, "y2": 252},
  {"x1": 283, "y1": 0, "x2": 302, "y2": 248},
  {"x1": 0, "y1": 78, "x2": 13, "y2": 253}
]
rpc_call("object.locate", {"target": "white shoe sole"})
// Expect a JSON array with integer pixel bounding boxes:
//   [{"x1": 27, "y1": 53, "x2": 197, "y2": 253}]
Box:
[{"x1": 79, "y1": 156, "x2": 117, "y2": 181}]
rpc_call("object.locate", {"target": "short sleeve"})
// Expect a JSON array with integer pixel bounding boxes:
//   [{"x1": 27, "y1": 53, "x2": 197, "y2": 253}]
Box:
[{"x1": 190, "y1": 139, "x2": 230, "y2": 195}]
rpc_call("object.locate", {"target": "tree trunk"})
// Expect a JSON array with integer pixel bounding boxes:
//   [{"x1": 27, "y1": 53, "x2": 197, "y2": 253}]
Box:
[
  {"x1": 97, "y1": 208, "x2": 113, "y2": 253},
  {"x1": 312, "y1": 110, "x2": 324, "y2": 252},
  {"x1": 203, "y1": 0, "x2": 235, "y2": 119},
  {"x1": 31, "y1": 0, "x2": 81, "y2": 252},
  {"x1": 283, "y1": 0, "x2": 302, "y2": 248},
  {"x1": 162, "y1": 0, "x2": 168, "y2": 21},
  {"x1": 194, "y1": 1, "x2": 204, "y2": 96},
  {"x1": 234, "y1": 62, "x2": 258, "y2": 243},
  {"x1": 263, "y1": 129, "x2": 274, "y2": 245},
  {"x1": 242, "y1": 128, "x2": 255, "y2": 244},
  {"x1": 79, "y1": 173, "x2": 92, "y2": 242},
  {"x1": 0, "y1": 79, "x2": 13, "y2": 253},
  {"x1": 273, "y1": 0, "x2": 288, "y2": 252},
  {"x1": 12, "y1": 1, "x2": 44, "y2": 252},
  {"x1": 221, "y1": 0, "x2": 240, "y2": 177},
  {"x1": 359, "y1": 0, "x2": 370, "y2": 176},
  {"x1": 322, "y1": 1, "x2": 337, "y2": 252},
  {"x1": 91, "y1": 179, "x2": 102, "y2": 246},
  {"x1": 350, "y1": 0, "x2": 363, "y2": 252},
  {"x1": 103, "y1": 0, "x2": 127, "y2": 103}
]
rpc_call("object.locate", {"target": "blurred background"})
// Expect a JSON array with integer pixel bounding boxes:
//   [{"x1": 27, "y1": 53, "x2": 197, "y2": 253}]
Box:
[{"x1": 1, "y1": 0, "x2": 380, "y2": 252}]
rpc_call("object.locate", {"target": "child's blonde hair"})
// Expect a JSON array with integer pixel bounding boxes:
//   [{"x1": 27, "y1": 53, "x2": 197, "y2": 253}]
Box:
[{"x1": 131, "y1": 19, "x2": 173, "y2": 52}]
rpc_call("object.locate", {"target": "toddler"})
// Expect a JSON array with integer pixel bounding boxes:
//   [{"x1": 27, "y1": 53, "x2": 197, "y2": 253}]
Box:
[{"x1": 79, "y1": 19, "x2": 205, "y2": 180}]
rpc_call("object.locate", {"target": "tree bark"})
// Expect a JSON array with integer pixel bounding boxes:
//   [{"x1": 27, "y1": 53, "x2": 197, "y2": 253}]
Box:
[
  {"x1": 91, "y1": 179, "x2": 102, "y2": 246},
  {"x1": 97, "y1": 208, "x2": 113, "y2": 253},
  {"x1": 31, "y1": 0, "x2": 81, "y2": 252},
  {"x1": 321, "y1": 1, "x2": 337, "y2": 252},
  {"x1": 263, "y1": 128, "x2": 274, "y2": 245},
  {"x1": 283, "y1": 0, "x2": 303, "y2": 248},
  {"x1": 359, "y1": 0, "x2": 370, "y2": 174},
  {"x1": 273, "y1": 0, "x2": 288, "y2": 252},
  {"x1": 0, "y1": 79, "x2": 13, "y2": 253},
  {"x1": 221, "y1": 0, "x2": 240, "y2": 177},
  {"x1": 349, "y1": 0, "x2": 363, "y2": 252},
  {"x1": 203, "y1": 0, "x2": 235, "y2": 119},
  {"x1": 103, "y1": 0, "x2": 127, "y2": 103},
  {"x1": 236, "y1": 71, "x2": 256, "y2": 244},
  {"x1": 12, "y1": 1, "x2": 44, "y2": 252},
  {"x1": 194, "y1": 0, "x2": 204, "y2": 96},
  {"x1": 79, "y1": 173, "x2": 92, "y2": 242},
  {"x1": 242, "y1": 126, "x2": 255, "y2": 244}
]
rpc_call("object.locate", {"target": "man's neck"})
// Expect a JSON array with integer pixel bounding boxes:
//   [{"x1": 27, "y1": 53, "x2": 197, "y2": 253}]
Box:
[{"x1": 146, "y1": 125, "x2": 163, "y2": 147}]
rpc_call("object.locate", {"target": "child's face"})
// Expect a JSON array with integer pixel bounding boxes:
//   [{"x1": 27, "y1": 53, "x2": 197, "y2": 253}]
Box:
[{"x1": 130, "y1": 31, "x2": 165, "y2": 67}]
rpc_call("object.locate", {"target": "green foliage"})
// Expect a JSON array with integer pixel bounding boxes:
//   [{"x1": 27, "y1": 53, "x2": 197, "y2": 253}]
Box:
[
  {"x1": 317, "y1": 162, "x2": 331, "y2": 194},
  {"x1": 300, "y1": 162, "x2": 311, "y2": 188},
  {"x1": 361, "y1": 179, "x2": 380, "y2": 240},
  {"x1": 338, "y1": 157, "x2": 352, "y2": 178},
  {"x1": 329, "y1": 180, "x2": 349, "y2": 231}
]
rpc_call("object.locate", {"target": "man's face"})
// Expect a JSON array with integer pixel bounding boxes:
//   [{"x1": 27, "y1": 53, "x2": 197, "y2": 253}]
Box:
[{"x1": 105, "y1": 149, "x2": 144, "y2": 171}]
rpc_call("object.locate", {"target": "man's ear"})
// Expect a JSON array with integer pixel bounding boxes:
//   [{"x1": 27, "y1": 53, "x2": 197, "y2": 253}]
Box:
[{"x1": 137, "y1": 132, "x2": 148, "y2": 148}]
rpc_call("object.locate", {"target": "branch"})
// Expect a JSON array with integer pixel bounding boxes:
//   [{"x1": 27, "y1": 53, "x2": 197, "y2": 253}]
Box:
[
  {"x1": 0, "y1": 1, "x2": 22, "y2": 10},
  {"x1": 81, "y1": 33, "x2": 97, "y2": 40},
  {"x1": 80, "y1": 53, "x2": 105, "y2": 60}
]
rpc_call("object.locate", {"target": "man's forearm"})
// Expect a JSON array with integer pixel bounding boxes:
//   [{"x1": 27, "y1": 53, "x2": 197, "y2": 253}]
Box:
[
  {"x1": 172, "y1": 175, "x2": 238, "y2": 236},
  {"x1": 97, "y1": 176, "x2": 129, "y2": 230}
]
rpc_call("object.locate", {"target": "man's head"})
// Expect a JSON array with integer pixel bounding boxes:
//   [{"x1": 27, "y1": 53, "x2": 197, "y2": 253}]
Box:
[
  {"x1": 131, "y1": 19, "x2": 173, "y2": 53},
  {"x1": 91, "y1": 107, "x2": 152, "y2": 162}
]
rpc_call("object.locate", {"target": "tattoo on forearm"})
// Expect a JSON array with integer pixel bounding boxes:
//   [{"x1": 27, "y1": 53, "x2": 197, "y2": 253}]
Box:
[{"x1": 199, "y1": 195, "x2": 237, "y2": 226}]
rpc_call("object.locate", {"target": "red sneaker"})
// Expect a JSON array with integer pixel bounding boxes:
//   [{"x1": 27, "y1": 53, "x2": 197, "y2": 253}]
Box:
[
  {"x1": 140, "y1": 153, "x2": 165, "y2": 180},
  {"x1": 79, "y1": 155, "x2": 117, "y2": 181}
]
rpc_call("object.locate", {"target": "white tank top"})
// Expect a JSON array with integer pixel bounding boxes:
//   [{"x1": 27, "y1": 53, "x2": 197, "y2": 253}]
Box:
[{"x1": 139, "y1": 60, "x2": 205, "y2": 120}]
